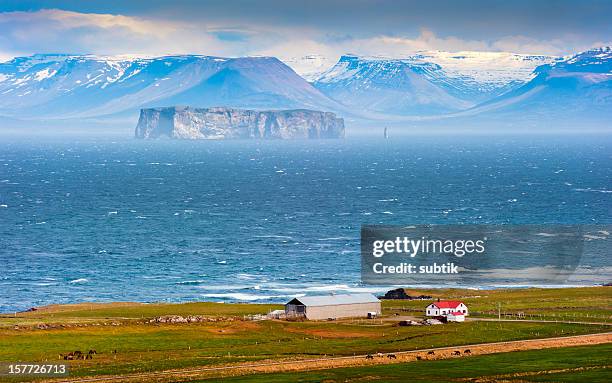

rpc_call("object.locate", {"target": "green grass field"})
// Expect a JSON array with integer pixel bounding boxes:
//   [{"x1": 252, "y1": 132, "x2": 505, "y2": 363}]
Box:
[
  {"x1": 382, "y1": 286, "x2": 612, "y2": 322},
  {"x1": 210, "y1": 343, "x2": 612, "y2": 383},
  {"x1": 0, "y1": 287, "x2": 609, "y2": 381}
]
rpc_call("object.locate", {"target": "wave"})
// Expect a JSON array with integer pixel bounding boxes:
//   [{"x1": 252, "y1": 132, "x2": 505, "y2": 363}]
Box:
[
  {"x1": 196, "y1": 284, "x2": 252, "y2": 290},
  {"x1": 573, "y1": 188, "x2": 612, "y2": 193},
  {"x1": 317, "y1": 237, "x2": 357, "y2": 241},
  {"x1": 200, "y1": 293, "x2": 302, "y2": 301},
  {"x1": 69, "y1": 278, "x2": 88, "y2": 284},
  {"x1": 236, "y1": 273, "x2": 258, "y2": 280},
  {"x1": 175, "y1": 280, "x2": 208, "y2": 285}
]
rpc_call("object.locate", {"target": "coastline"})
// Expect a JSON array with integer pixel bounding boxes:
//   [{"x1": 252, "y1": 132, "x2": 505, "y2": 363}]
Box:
[
  {"x1": 1, "y1": 286, "x2": 609, "y2": 382},
  {"x1": 3, "y1": 285, "x2": 609, "y2": 316}
]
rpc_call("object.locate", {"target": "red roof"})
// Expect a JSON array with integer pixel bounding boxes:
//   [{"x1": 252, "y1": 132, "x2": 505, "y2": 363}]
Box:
[
  {"x1": 450, "y1": 311, "x2": 465, "y2": 316},
  {"x1": 431, "y1": 300, "x2": 464, "y2": 309}
]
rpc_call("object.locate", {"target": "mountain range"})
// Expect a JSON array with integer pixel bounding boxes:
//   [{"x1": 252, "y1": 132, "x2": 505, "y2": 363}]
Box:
[
  {"x1": 0, "y1": 47, "x2": 610, "y2": 130},
  {"x1": 458, "y1": 47, "x2": 612, "y2": 120},
  {"x1": 313, "y1": 52, "x2": 556, "y2": 116},
  {"x1": 0, "y1": 54, "x2": 343, "y2": 119}
]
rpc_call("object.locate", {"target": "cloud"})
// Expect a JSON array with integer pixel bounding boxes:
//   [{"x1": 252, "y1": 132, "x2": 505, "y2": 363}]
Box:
[
  {"x1": 0, "y1": 9, "x2": 608, "y2": 70},
  {"x1": 491, "y1": 35, "x2": 612, "y2": 56},
  {"x1": 0, "y1": 9, "x2": 242, "y2": 57},
  {"x1": 254, "y1": 29, "x2": 579, "y2": 66}
]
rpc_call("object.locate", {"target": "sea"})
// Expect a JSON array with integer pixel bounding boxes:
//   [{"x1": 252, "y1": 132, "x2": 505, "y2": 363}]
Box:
[{"x1": 0, "y1": 136, "x2": 610, "y2": 313}]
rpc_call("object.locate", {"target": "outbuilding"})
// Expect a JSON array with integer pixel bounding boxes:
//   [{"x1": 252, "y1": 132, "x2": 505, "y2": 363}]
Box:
[
  {"x1": 285, "y1": 293, "x2": 381, "y2": 320},
  {"x1": 446, "y1": 311, "x2": 465, "y2": 322}
]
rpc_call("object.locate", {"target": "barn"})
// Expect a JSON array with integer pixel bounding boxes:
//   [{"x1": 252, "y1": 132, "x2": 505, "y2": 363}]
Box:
[
  {"x1": 285, "y1": 293, "x2": 381, "y2": 320},
  {"x1": 425, "y1": 300, "x2": 469, "y2": 317}
]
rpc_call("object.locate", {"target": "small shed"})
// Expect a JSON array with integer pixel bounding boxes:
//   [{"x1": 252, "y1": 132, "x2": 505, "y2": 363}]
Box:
[
  {"x1": 446, "y1": 311, "x2": 465, "y2": 322},
  {"x1": 285, "y1": 293, "x2": 381, "y2": 320}
]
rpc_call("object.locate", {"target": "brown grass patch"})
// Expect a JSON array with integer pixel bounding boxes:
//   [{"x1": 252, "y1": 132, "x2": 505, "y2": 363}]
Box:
[
  {"x1": 203, "y1": 320, "x2": 262, "y2": 335},
  {"x1": 283, "y1": 326, "x2": 376, "y2": 338}
]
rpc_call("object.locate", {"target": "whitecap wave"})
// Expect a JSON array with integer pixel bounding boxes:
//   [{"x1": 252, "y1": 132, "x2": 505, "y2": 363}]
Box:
[{"x1": 200, "y1": 292, "x2": 299, "y2": 301}]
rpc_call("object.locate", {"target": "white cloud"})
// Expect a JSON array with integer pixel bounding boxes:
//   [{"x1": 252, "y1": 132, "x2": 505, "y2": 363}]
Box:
[
  {"x1": 0, "y1": 9, "x2": 241, "y2": 57},
  {"x1": 0, "y1": 9, "x2": 607, "y2": 70}
]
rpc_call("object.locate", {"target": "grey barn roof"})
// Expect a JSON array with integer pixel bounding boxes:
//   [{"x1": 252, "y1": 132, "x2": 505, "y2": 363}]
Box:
[{"x1": 286, "y1": 293, "x2": 380, "y2": 307}]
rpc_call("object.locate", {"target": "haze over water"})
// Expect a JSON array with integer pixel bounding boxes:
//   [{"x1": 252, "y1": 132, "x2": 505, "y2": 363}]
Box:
[{"x1": 1, "y1": 136, "x2": 610, "y2": 313}]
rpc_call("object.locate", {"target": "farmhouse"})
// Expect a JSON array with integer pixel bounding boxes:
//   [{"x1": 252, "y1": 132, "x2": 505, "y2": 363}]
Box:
[
  {"x1": 425, "y1": 300, "x2": 469, "y2": 321},
  {"x1": 285, "y1": 293, "x2": 381, "y2": 320}
]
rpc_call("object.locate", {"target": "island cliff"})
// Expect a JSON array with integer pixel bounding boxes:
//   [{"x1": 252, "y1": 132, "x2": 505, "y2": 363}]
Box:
[{"x1": 135, "y1": 107, "x2": 345, "y2": 139}]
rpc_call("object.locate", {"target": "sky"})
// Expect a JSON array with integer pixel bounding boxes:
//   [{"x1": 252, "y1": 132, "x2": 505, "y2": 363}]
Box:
[{"x1": 0, "y1": 0, "x2": 611, "y2": 68}]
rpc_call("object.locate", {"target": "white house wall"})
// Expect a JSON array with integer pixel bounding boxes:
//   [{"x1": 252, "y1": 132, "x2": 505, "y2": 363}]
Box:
[{"x1": 305, "y1": 302, "x2": 382, "y2": 320}]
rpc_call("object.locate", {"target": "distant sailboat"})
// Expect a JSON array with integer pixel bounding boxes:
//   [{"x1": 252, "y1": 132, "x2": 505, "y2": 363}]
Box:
[{"x1": 384, "y1": 127, "x2": 388, "y2": 139}]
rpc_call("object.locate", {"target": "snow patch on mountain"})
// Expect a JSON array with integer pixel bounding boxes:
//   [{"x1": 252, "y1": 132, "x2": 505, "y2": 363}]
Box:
[
  {"x1": 37, "y1": 68, "x2": 60, "y2": 81},
  {"x1": 281, "y1": 55, "x2": 335, "y2": 81},
  {"x1": 418, "y1": 51, "x2": 557, "y2": 90},
  {"x1": 316, "y1": 51, "x2": 557, "y2": 94}
]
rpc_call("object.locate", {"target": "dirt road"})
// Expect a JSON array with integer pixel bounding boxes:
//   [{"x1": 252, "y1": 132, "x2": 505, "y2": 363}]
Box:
[{"x1": 42, "y1": 332, "x2": 612, "y2": 383}]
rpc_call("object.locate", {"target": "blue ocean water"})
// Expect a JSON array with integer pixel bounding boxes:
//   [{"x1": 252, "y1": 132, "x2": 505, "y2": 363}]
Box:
[{"x1": 0, "y1": 136, "x2": 610, "y2": 313}]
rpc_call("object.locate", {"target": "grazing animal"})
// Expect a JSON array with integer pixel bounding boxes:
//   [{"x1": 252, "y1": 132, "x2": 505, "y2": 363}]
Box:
[
  {"x1": 453, "y1": 350, "x2": 461, "y2": 356},
  {"x1": 387, "y1": 354, "x2": 397, "y2": 359},
  {"x1": 464, "y1": 349, "x2": 471, "y2": 354},
  {"x1": 366, "y1": 354, "x2": 374, "y2": 360},
  {"x1": 427, "y1": 351, "x2": 435, "y2": 355},
  {"x1": 88, "y1": 349, "x2": 97, "y2": 355},
  {"x1": 416, "y1": 356, "x2": 422, "y2": 360},
  {"x1": 85, "y1": 354, "x2": 92, "y2": 360}
]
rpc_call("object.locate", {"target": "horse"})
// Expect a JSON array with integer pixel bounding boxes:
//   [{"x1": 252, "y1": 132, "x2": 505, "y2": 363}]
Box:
[
  {"x1": 427, "y1": 351, "x2": 435, "y2": 355},
  {"x1": 452, "y1": 350, "x2": 461, "y2": 356},
  {"x1": 464, "y1": 349, "x2": 471, "y2": 354},
  {"x1": 366, "y1": 354, "x2": 374, "y2": 360},
  {"x1": 387, "y1": 354, "x2": 397, "y2": 359}
]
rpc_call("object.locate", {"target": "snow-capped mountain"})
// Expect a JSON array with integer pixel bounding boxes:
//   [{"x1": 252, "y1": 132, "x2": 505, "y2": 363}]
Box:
[
  {"x1": 280, "y1": 54, "x2": 334, "y2": 82},
  {"x1": 0, "y1": 54, "x2": 343, "y2": 119},
  {"x1": 465, "y1": 47, "x2": 612, "y2": 121},
  {"x1": 313, "y1": 52, "x2": 556, "y2": 116},
  {"x1": 314, "y1": 55, "x2": 474, "y2": 116},
  {"x1": 0, "y1": 48, "x2": 609, "y2": 125},
  {"x1": 412, "y1": 51, "x2": 557, "y2": 97}
]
